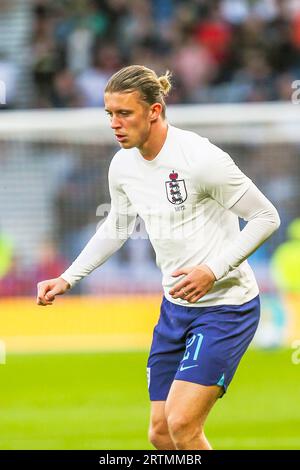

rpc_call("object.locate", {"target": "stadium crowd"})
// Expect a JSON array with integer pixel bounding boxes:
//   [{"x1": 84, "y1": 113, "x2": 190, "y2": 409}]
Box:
[{"x1": 31, "y1": 0, "x2": 300, "y2": 108}]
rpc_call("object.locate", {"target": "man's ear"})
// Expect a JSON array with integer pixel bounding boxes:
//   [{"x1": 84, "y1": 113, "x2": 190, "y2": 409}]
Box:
[{"x1": 150, "y1": 103, "x2": 163, "y2": 121}]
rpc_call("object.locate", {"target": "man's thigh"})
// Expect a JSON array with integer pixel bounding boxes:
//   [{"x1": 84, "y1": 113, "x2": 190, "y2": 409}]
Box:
[
  {"x1": 149, "y1": 382, "x2": 222, "y2": 445},
  {"x1": 149, "y1": 382, "x2": 222, "y2": 432},
  {"x1": 165, "y1": 380, "x2": 222, "y2": 427}
]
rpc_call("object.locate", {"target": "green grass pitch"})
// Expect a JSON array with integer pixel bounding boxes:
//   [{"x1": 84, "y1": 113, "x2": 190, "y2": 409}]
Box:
[{"x1": 0, "y1": 348, "x2": 299, "y2": 449}]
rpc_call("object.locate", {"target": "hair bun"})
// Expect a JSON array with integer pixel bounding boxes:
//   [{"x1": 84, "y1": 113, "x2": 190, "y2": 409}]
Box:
[{"x1": 158, "y1": 71, "x2": 172, "y2": 96}]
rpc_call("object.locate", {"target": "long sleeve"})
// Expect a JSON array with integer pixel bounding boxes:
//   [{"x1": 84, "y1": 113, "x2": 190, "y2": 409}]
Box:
[
  {"x1": 60, "y1": 159, "x2": 137, "y2": 288},
  {"x1": 205, "y1": 183, "x2": 281, "y2": 280}
]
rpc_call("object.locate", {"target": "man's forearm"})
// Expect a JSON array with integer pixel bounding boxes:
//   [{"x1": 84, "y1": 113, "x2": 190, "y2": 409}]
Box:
[
  {"x1": 61, "y1": 235, "x2": 126, "y2": 288},
  {"x1": 60, "y1": 211, "x2": 136, "y2": 288}
]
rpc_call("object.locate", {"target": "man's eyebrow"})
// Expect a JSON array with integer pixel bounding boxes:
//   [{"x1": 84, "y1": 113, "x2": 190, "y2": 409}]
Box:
[{"x1": 105, "y1": 108, "x2": 132, "y2": 113}]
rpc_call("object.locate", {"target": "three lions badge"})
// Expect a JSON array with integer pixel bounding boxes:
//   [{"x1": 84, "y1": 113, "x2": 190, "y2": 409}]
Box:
[{"x1": 165, "y1": 170, "x2": 187, "y2": 205}]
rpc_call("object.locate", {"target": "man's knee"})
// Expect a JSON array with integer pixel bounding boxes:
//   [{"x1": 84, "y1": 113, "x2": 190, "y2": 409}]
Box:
[
  {"x1": 167, "y1": 413, "x2": 202, "y2": 446},
  {"x1": 148, "y1": 419, "x2": 171, "y2": 448}
]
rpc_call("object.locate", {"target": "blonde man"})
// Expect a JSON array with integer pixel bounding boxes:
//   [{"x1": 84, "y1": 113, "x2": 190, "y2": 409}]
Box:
[{"x1": 37, "y1": 65, "x2": 280, "y2": 450}]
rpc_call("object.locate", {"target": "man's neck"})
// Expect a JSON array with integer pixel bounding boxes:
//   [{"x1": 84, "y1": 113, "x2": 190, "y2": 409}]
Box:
[{"x1": 138, "y1": 120, "x2": 169, "y2": 161}]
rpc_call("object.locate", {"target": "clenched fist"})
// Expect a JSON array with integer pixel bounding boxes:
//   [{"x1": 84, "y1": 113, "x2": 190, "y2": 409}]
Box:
[{"x1": 36, "y1": 277, "x2": 70, "y2": 306}]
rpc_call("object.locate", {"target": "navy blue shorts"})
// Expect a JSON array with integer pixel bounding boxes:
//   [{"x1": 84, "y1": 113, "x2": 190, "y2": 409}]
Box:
[{"x1": 147, "y1": 295, "x2": 260, "y2": 401}]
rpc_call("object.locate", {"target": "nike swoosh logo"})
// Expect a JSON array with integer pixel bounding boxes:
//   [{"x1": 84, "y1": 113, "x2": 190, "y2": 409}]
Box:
[{"x1": 179, "y1": 364, "x2": 198, "y2": 371}]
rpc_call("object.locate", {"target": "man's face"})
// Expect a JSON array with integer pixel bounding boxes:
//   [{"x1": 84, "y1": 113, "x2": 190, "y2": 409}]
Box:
[{"x1": 104, "y1": 91, "x2": 154, "y2": 149}]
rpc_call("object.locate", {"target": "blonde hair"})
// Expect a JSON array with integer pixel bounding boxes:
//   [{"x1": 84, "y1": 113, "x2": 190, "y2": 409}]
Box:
[{"x1": 105, "y1": 65, "x2": 172, "y2": 118}]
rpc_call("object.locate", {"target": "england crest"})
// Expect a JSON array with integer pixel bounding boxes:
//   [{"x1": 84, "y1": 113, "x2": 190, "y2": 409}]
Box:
[{"x1": 165, "y1": 170, "x2": 187, "y2": 205}]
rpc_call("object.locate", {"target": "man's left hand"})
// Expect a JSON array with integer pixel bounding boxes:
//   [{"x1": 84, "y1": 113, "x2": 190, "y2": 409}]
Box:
[{"x1": 169, "y1": 265, "x2": 216, "y2": 303}]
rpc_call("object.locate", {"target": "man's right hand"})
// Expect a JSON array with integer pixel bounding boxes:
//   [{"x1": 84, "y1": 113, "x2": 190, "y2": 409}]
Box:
[{"x1": 36, "y1": 277, "x2": 70, "y2": 306}]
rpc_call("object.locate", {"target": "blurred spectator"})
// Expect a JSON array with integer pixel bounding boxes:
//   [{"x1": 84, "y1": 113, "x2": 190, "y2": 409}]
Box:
[
  {"x1": 0, "y1": 255, "x2": 31, "y2": 297},
  {"x1": 230, "y1": 49, "x2": 276, "y2": 102},
  {"x1": 0, "y1": 52, "x2": 19, "y2": 108},
  {"x1": 22, "y1": 0, "x2": 300, "y2": 108},
  {"x1": 31, "y1": 2, "x2": 59, "y2": 107},
  {"x1": 275, "y1": 71, "x2": 298, "y2": 100},
  {"x1": 172, "y1": 32, "x2": 218, "y2": 102},
  {"x1": 30, "y1": 239, "x2": 68, "y2": 291},
  {"x1": 291, "y1": 9, "x2": 300, "y2": 49},
  {"x1": 50, "y1": 69, "x2": 84, "y2": 108},
  {"x1": 271, "y1": 218, "x2": 300, "y2": 293},
  {"x1": 76, "y1": 43, "x2": 122, "y2": 107},
  {"x1": 66, "y1": 20, "x2": 94, "y2": 74},
  {"x1": 117, "y1": 0, "x2": 154, "y2": 54},
  {"x1": 131, "y1": 43, "x2": 170, "y2": 76},
  {"x1": 53, "y1": 149, "x2": 105, "y2": 260},
  {"x1": 193, "y1": 3, "x2": 233, "y2": 65},
  {"x1": 0, "y1": 230, "x2": 13, "y2": 278},
  {"x1": 221, "y1": 0, "x2": 250, "y2": 24},
  {"x1": 64, "y1": 1, "x2": 110, "y2": 73},
  {"x1": 0, "y1": 240, "x2": 68, "y2": 296}
]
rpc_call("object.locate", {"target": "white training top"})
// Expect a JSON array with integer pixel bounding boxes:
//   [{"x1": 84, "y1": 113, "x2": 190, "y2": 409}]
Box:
[{"x1": 61, "y1": 125, "x2": 280, "y2": 306}]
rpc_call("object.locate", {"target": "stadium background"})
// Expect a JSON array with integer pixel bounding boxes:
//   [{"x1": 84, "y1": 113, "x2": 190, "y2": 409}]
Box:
[{"x1": 0, "y1": 0, "x2": 300, "y2": 450}]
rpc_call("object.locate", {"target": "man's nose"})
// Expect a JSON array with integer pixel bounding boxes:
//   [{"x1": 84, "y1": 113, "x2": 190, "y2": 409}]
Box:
[{"x1": 111, "y1": 115, "x2": 121, "y2": 129}]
